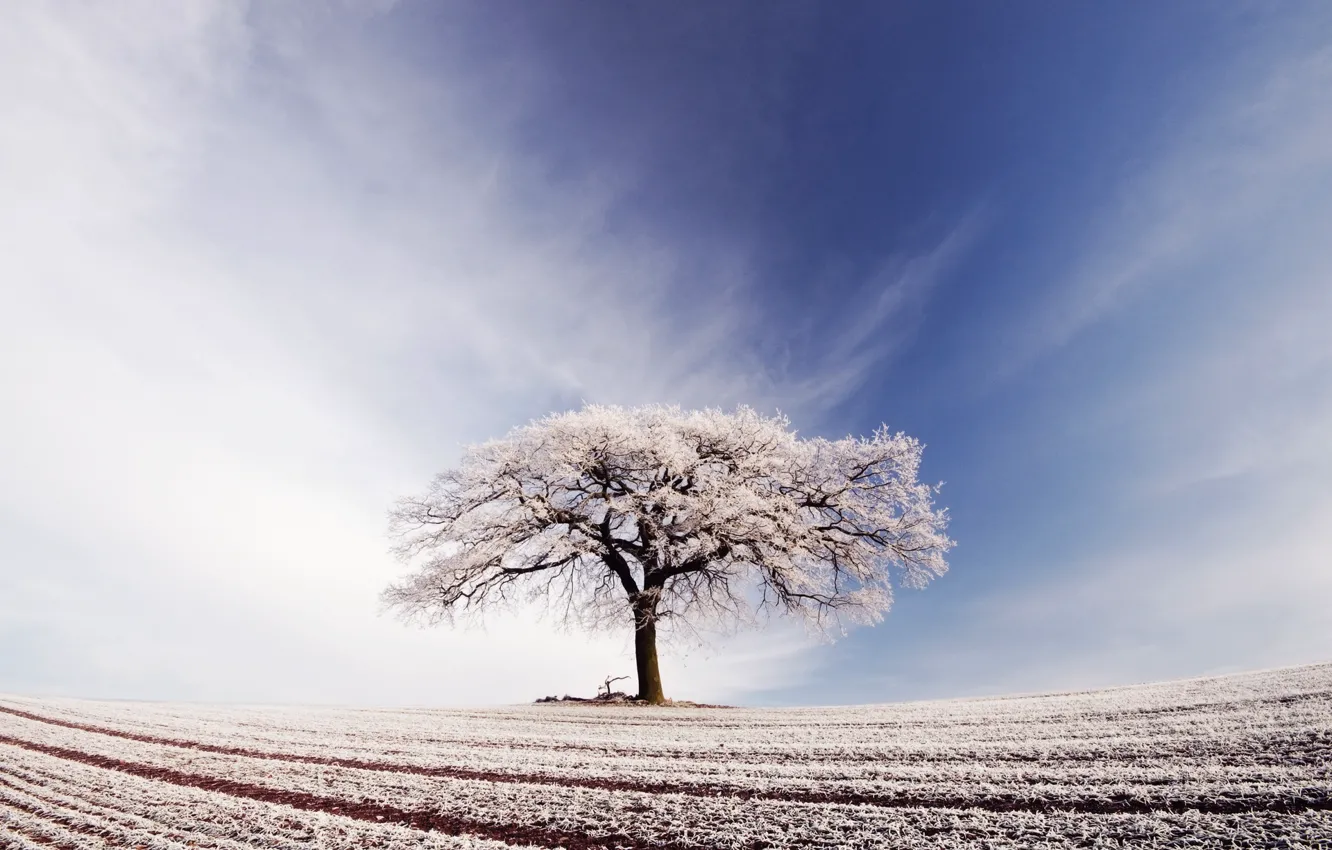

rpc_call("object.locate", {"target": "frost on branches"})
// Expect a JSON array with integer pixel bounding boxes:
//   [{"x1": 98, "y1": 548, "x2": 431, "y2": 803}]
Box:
[{"x1": 382, "y1": 404, "x2": 953, "y2": 703}]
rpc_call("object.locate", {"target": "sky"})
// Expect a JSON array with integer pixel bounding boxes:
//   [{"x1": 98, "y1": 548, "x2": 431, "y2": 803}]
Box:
[{"x1": 1, "y1": 1, "x2": 1329, "y2": 708}]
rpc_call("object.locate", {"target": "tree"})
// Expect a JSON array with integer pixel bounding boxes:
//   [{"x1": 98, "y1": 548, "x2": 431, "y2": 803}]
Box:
[{"x1": 382, "y1": 404, "x2": 953, "y2": 704}]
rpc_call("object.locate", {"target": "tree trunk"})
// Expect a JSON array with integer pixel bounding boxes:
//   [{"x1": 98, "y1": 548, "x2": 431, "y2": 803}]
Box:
[{"x1": 632, "y1": 595, "x2": 666, "y2": 704}]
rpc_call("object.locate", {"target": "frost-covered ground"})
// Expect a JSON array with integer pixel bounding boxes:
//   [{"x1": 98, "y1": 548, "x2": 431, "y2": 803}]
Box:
[{"x1": 1, "y1": 664, "x2": 1329, "y2": 849}]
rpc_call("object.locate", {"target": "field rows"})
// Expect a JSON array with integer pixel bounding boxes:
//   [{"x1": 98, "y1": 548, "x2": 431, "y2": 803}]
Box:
[{"x1": 2, "y1": 664, "x2": 1330, "y2": 848}]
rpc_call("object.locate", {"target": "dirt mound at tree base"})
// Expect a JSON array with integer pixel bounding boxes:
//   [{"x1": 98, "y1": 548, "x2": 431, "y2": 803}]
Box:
[{"x1": 534, "y1": 692, "x2": 732, "y2": 708}]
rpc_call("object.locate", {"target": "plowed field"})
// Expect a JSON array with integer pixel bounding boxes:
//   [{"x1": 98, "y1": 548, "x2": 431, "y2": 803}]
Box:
[{"x1": 2, "y1": 664, "x2": 1330, "y2": 848}]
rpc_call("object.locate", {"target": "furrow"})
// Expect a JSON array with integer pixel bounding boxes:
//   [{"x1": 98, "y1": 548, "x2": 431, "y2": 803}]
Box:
[
  {"x1": 0, "y1": 769, "x2": 235, "y2": 850},
  {"x1": 0, "y1": 737, "x2": 686, "y2": 850},
  {"x1": 0, "y1": 822, "x2": 63, "y2": 850},
  {"x1": 3, "y1": 703, "x2": 1327, "y2": 811},
  {"x1": 5, "y1": 687, "x2": 1327, "y2": 771},
  {"x1": 1, "y1": 745, "x2": 524, "y2": 850},
  {"x1": 0, "y1": 823, "x2": 52, "y2": 850},
  {"x1": 0, "y1": 663, "x2": 1327, "y2": 849}
]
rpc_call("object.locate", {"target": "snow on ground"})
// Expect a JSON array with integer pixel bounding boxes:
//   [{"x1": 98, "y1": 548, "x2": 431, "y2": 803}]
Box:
[{"x1": 1, "y1": 664, "x2": 1329, "y2": 848}]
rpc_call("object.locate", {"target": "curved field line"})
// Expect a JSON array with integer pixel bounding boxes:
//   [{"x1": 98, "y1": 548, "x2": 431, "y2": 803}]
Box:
[
  {"x1": 0, "y1": 735, "x2": 677, "y2": 850},
  {"x1": 0, "y1": 788, "x2": 104, "y2": 849},
  {"x1": 1, "y1": 715, "x2": 1329, "y2": 817},
  {"x1": 0, "y1": 823, "x2": 59, "y2": 850}
]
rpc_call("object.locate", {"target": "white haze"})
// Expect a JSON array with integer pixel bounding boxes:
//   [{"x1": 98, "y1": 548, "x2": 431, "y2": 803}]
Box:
[{"x1": 0, "y1": 3, "x2": 870, "y2": 705}]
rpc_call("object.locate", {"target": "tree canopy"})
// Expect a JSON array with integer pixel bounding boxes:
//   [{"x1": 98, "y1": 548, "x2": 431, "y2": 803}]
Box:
[{"x1": 383, "y1": 404, "x2": 953, "y2": 703}]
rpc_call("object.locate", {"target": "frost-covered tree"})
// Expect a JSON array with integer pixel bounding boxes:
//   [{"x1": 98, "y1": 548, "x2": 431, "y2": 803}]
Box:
[{"x1": 382, "y1": 404, "x2": 953, "y2": 704}]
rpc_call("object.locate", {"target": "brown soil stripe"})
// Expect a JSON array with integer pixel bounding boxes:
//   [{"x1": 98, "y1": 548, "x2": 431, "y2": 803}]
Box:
[
  {"x1": 7, "y1": 701, "x2": 1326, "y2": 769},
  {"x1": 0, "y1": 782, "x2": 91, "y2": 850},
  {"x1": 0, "y1": 823, "x2": 66, "y2": 849},
  {"x1": 0, "y1": 735, "x2": 683, "y2": 850},
  {"x1": 6, "y1": 704, "x2": 1332, "y2": 817},
  {"x1": 0, "y1": 802, "x2": 99, "y2": 848}
]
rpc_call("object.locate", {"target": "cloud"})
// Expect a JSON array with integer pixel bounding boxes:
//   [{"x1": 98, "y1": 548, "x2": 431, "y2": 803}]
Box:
[
  {"x1": 973, "y1": 483, "x2": 1332, "y2": 691},
  {"x1": 1057, "y1": 46, "x2": 1332, "y2": 499},
  {"x1": 2, "y1": 2, "x2": 952, "y2": 705},
  {"x1": 942, "y1": 38, "x2": 1332, "y2": 694},
  {"x1": 998, "y1": 45, "x2": 1332, "y2": 376},
  {"x1": 772, "y1": 209, "x2": 986, "y2": 413}
]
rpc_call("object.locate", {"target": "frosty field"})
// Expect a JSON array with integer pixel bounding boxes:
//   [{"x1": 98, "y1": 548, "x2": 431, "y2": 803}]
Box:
[{"x1": 2, "y1": 664, "x2": 1329, "y2": 849}]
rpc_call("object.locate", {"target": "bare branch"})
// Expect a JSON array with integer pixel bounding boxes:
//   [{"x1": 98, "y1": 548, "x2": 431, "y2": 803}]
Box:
[{"x1": 381, "y1": 404, "x2": 953, "y2": 648}]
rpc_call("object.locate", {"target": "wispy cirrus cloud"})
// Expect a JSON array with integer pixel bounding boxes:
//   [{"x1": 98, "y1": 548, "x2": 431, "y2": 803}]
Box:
[
  {"x1": 774, "y1": 209, "x2": 986, "y2": 413},
  {"x1": 939, "y1": 38, "x2": 1332, "y2": 694},
  {"x1": 999, "y1": 45, "x2": 1332, "y2": 376},
  {"x1": 1, "y1": 3, "x2": 961, "y2": 705}
]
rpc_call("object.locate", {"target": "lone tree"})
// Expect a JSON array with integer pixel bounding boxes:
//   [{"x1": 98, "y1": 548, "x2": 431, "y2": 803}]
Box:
[{"x1": 382, "y1": 404, "x2": 953, "y2": 704}]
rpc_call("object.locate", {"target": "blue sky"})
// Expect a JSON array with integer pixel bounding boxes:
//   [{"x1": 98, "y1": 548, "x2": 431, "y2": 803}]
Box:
[{"x1": 2, "y1": 2, "x2": 1329, "y2": 706}]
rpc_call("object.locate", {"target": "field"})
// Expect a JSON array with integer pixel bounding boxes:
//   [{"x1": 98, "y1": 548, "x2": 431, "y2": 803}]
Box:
[{"x1": 2, "y1": 664, "x2": 1329, "y2": 849}]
